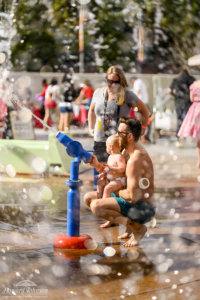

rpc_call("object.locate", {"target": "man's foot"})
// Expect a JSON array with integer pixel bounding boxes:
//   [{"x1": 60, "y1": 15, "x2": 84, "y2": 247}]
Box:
[
  {"x1": 118, "y1": 227, "x2": 131, "y2": 239},
  {"x1": 100, "y1": 221, "x2": 114, "y2": 228},
  {"x1": 123, "y1": 224, "x2": 147, "y2": 247}
]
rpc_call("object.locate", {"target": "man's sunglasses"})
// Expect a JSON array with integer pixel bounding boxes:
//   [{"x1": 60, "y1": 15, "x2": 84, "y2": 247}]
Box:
[
  {"x1": 107, "y1": 79, "x2": 120, "y2": 85},
  {"x1": 117, "y1": 130, "x2": 130, "y2": 136}
]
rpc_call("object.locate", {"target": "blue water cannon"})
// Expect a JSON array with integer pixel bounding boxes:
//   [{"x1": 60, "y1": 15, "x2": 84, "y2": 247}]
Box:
[
  {"x1": 54, "y1": 132, "x2": 94, "y2": 250},
  {"x1": 56, "y1": 132, "x2": 91, "y2": 163}
]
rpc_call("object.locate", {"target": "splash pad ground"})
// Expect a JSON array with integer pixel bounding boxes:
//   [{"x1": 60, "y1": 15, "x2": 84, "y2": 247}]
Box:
[{"x1": 0, "y1": 128, "x2": 200, "y2": 300}]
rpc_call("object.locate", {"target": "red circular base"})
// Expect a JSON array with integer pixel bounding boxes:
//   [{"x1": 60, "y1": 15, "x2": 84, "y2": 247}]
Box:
[{"x1": 54, "y1": 233, "x2": 92, "y2": 249}]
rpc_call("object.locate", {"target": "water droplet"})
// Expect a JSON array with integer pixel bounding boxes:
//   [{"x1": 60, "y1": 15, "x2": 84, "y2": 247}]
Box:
[
  {"x1": 103, "y1": 247, "x2": 116, "y2": 257},
  {"x1": 31, "y1": 157, "x2": 47, "y2": 173},
  {"x1": 84, "y1": 239, "x2": 98, "y2": 250},
  {"x1": 28, "y1": 187, "x2": 41, "y2": 202},
  {"x1": 6, "y1": 164, "x2": 16, "y2": 177},
  {"x1": 40, "y1": 186, "x2": 53, "y2": 201},
  {"x1": 172, "y1": 284, "x2": 177, "y2": 289},
  {"x1": 139, "y1": 178, "x2": 150, "y2": 189}
]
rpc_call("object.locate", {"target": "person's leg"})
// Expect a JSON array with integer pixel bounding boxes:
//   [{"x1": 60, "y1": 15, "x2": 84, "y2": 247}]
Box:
[
  {"x1": 90, "y1": 197, "x2": 124, "y2": 225},
  {"x1": 65, "y1": 112, "x2": 70, "y2": 130},
  {"x1": 63, "y1": 113, "x2": 68, "y2": 130},
  {"x1": 83, "y1": 191, "x2": 98, "y2": 207},
  {"x1": 90, "y1": 197, "x2": 147, "y2": 247},
  {"x1": 68, "y1": 112, "x2": 73, "y2": 128},
  {"x1": 55, "y1": 107, "x2": 60, "y2": 128},
  {"x1": 196, "y1": 139, "x2": 200, "y2": 168},
  {"x1": 97, "y1": 177, "x2": 107, "y2": 199},
  {"x1": 100, "y1": 180, "x2": 124, "y2": 229},
  {"x1": 144, "y1": 125, "x2": 151, "y2": 141},
  {"x1": 43, "y1": 107, "x2": 50, "y2": 130},
  {"x1": 65, "y1": 112, "x2": 73, "y2": 131},
  {"x1": 59, "y1": 113, "x2": 64, "y2": 131},
  {"x1": 123, "y1": 220, "x2": 147, "y2": 247},
  {"x1": 103, "y1": 180, "x2": 124, "y2": 198}
]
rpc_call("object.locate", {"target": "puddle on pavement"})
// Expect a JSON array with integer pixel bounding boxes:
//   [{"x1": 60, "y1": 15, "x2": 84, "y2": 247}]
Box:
[{"x1": 0, "y1": 176, "x2": 200, "y2": 299}]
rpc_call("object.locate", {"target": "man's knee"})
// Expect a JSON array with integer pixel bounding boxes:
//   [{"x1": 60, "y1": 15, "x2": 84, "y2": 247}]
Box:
[
  {"x1": 83, "y1": 193, "x2": 90, "y2": 207},
  {"x1": 90, "y1": 200, "x2": 101, "y2": 216},
  {"x1": 83, "y1": 191, "x2": 97, "y2": 207},
  {"x1": 104, "y1": 185, "x2": 113, "y2": 194}
]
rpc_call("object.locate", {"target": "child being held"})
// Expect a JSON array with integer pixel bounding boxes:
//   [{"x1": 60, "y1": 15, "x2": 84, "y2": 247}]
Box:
[{"x1": 97, "y1": 135, "x2": 126, "y2": 228}]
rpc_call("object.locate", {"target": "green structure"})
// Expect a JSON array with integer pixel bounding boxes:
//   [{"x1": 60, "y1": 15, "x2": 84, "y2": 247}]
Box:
[{"x1": 0, "y1": 133, "x2": 73, "y2": 175}]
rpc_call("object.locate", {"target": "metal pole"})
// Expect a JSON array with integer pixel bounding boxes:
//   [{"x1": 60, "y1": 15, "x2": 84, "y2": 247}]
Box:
[
  {"x1": 79, "y1": 4, "x2": 84, "y2": 73},
  {"x1": 54, "y1": 132, "x2": 93, "y2": 250},
  {"x1": 66, "y1": 157, "x2": 81, "y2": 237}
]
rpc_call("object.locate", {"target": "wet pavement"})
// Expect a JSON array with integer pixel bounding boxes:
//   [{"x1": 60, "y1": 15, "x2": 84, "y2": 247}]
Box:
[{"x1": 0, "y1": 128, "x2": 200, "y2": 300}]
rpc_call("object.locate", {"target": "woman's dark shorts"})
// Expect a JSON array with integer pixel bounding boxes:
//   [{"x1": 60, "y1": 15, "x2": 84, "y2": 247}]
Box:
[
  {"x1": 111, "y1": 192, "x2": 155, "y2": 224},
  {"x1": 59, "y1": 106, "x2": 73, "y2": 113},
  {"x1": 94, "y1": 141, "x2": 108, "y2": 162}
]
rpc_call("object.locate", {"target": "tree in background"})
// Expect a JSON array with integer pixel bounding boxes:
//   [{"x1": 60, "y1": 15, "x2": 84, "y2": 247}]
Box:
[
  {"x1": 131, "y1": 0, "x2": 200, "y2": 73},
  {"x1": 10, "y1": 0, "x2": 200, "y2": 73},
  {"x1": 11, "y1": 0, "x2": 58, "y2": 71}
]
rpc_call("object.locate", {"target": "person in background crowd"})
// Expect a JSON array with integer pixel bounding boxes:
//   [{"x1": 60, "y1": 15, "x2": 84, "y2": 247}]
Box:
[
  {"x1": 43, "y1": 78, "x2": 60, "y2": 130},
  {"x1": 58, "y1": 74, "x2": 76, "y2": 132},
  {"x1": 178, "y1": 79, "x2": 200, "y2": 167},
  {"x1": 38, "y1": 79, "x2": 48, "y2": 119},
  {"x1": 0, "y1": 75, "x2": 14, "y2": 139},
  {"x1": 34, "y1": 79, "x2": 49, "y2": 128},
  {"x1": 88, "y1": 66, "x2": 149, "y2": 164},
  {"x1": 75, "y1": 79, "x2": 94, "y2": 112},
  {"x1": 131, "y1": 76, "x2": 149, "y2": 106},
  {"x1": 168, "y1": 69, "x2": 195, "y2": 148},
  {"x1": 130, "y1": 76, "x2": 151, "y2": 143}
]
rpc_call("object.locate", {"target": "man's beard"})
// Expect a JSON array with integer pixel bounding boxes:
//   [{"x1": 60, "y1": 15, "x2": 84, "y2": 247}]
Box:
[{"x1": 121, "y1": 136, "x2": 128, "y2": 149}]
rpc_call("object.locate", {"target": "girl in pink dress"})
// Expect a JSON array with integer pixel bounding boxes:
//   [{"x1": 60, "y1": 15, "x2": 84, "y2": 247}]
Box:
[{"x1": 178, "y1": 80, "x2": 200, "y2": 167}]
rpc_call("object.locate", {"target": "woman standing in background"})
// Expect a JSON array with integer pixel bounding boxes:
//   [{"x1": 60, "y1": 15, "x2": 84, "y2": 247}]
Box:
[
  {"x1": 88, "y1": 66, "x2": 149, "y2": 163},
  {"x1": 178, "y1": 79, "x2": 200, "y2": 167}
]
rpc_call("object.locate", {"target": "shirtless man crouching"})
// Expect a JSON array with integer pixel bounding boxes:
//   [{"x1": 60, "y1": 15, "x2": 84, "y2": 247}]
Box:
[{"x1": 84, "y1": 117, "x2": 155, "y2": 247}]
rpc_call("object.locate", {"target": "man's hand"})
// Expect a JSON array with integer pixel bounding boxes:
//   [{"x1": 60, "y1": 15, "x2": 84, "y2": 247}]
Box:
[{"x1": 119, "y1": 189, "x2": 132, "y2": 202}]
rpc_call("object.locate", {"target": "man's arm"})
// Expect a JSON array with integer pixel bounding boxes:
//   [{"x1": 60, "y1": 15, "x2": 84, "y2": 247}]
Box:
[{"x1": 119, "y1": 153, "x2": 142, "y2": 203}]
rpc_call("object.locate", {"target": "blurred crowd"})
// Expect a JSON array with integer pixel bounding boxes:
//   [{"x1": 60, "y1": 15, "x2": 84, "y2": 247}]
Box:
[
  {"x1": 31, "y1": 71, "x2": 95, "y2": 132},
  {"x1": 0, "y1": 67, "x2": 199, "y2": 161}
]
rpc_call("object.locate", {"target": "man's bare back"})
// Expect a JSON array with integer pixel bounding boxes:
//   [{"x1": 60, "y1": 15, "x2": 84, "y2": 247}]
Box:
[{"x1": 121, "y1": 144, "x2": 154, "y2": 203}]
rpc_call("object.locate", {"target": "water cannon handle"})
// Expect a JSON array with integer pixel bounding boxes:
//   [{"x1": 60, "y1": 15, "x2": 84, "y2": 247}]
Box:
[
  {"x1": 56, "y1": 132, "x2": 73, "y2": 147},
  {"x1": 81, "y1": 150, "x2": 92, "y2": 163},
  {"x1": 56, "y1": 132, "x2": 92, "y2": 163}
]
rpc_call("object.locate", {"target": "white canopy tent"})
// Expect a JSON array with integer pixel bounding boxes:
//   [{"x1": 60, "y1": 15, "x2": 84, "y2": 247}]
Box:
[{"x1": 188, "y1": 54, "x2": 200, "y2": 66}]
